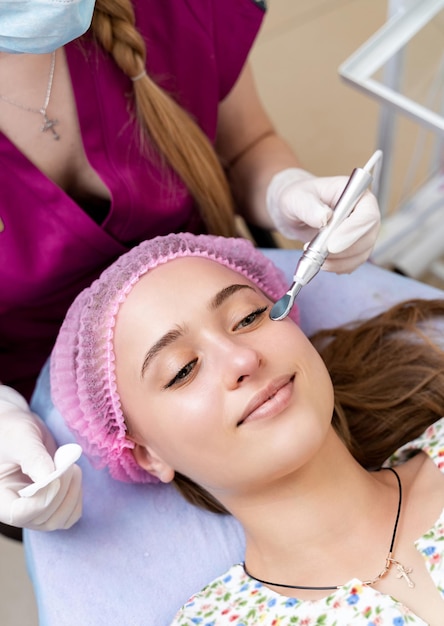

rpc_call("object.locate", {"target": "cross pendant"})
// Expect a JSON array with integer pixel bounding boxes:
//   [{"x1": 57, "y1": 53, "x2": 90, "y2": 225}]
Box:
[
  {"x1": 393, "y1": 561, "x2": 415, "y2": 588},
  {"x1": 41, "y1": 113, "x2": 60, "y2": 141}
]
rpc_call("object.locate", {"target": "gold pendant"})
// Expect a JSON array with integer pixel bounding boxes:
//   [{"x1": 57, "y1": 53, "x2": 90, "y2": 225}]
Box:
[
  {"x1": 364, "y1": 553, "x2": 415, "y2": 589},
  {"x1": 389, "y1": 558, "x2": 415, "y2": 589}
]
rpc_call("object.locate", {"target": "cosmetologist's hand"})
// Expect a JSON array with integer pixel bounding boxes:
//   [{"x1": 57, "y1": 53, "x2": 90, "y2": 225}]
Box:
[
  {"x1": 266, "y1": 168, "x2": 381, "y2": 273},
  {"x1": 0, "y1": 385, "x2": 82, "y2": 531}
]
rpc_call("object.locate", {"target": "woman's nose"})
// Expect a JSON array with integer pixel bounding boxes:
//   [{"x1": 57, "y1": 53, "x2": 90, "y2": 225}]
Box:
[{"x1": 219, "y1": 339, "x2": 261, "y2": 389}]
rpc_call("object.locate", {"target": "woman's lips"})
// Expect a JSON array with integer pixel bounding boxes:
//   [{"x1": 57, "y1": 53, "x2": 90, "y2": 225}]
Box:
[{"x1": 238, "y1": 375, "x2": 295, "y2": 426}]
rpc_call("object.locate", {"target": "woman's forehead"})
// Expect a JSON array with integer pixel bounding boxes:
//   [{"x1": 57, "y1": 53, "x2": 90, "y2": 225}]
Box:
[
  {"x1": 132, "y1": 256, "x2": 255, "y2": 297},
  {"x1": 116, "y1": 257, "x2": 260, "y2": 328}
]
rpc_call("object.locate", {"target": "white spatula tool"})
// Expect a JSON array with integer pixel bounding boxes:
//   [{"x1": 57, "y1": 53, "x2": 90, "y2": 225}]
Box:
[{"x1": 18, "y1": 443, "x2": 82, "y2": 498}]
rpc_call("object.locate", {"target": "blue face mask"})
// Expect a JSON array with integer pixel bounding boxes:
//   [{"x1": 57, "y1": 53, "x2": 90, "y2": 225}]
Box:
[{"x1": 0, "y1": 0, "x2": 95, "y2": 54}]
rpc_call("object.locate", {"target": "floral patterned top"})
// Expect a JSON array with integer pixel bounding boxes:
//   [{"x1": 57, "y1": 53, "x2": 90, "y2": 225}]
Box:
[{"x1": 170, "y1": 418, "x2": 444, "y2": 625}]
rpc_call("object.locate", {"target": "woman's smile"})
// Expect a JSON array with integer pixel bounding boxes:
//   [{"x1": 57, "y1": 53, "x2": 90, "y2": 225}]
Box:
[{"x1": 237, "y1": 374, "x2": 295, "y2": 426}]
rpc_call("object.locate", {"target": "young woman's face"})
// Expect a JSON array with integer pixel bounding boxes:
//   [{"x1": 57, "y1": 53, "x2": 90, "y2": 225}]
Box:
[{"x1": 114, "y1": 257, "x2": 334, "y2": 501}]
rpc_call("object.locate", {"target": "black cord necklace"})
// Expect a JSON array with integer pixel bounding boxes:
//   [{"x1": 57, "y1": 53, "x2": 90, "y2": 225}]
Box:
[{"x1": 243, "y1": 467, "x2": 415, "y2": 591}]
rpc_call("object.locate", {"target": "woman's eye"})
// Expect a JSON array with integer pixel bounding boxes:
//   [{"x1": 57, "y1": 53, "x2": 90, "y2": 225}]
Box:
[
  {"x1": 235, "y1": 306, "x2": 268, "y2": 330},
  {"x1": 165, "y1": 359, "x2": 197, "y2": 389}
]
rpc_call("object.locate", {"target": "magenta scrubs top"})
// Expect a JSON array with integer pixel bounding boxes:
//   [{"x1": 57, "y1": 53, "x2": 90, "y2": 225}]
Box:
[{"x1": 0, "y1": 0, "x2": 265, "y2": 399}]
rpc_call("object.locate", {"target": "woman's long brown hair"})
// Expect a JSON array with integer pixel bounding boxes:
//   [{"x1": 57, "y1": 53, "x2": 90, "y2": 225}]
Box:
[
  {"x1": 91, "y1": 0, "x2": 237, "y2": 237},
  {"x1": 174, "y1": 299, "x2": 444, "y2": 514},
  {"x1": 311, "y1": 298, "x2": 444, "y2": 470}
]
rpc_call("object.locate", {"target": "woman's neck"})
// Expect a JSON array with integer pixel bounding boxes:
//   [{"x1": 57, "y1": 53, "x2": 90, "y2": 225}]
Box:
[{"x1": 227, "y1": 429, "x2": 400, "y2": 591}]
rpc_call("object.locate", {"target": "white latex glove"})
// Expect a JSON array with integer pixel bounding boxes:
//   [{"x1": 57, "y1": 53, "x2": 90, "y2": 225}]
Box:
[
  {"x1": 0, "y1": 385, "x2": 82, "y2": 531},
  {"x1": 266, "y1": 168, "x2": 381, "y2": 273}
]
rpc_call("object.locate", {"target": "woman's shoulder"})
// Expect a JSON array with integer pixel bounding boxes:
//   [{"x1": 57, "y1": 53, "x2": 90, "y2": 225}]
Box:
[
  {"x1": 170, "y1": 562, "x2": 298, "y2": 625},
  {"x1": 170, "y1": 563, "x2": 249, "y2": 624},
  {"x1": 132, "y1": 0, "x2": 265, "y2": 104},
  {"x1": 133, "y1": 0, "x2": 266, "y2": 26},
  {"x1": 170, "y1": 563, "x2": 242, "y2": 624},
  {"x1": 389, "y1": 416, "x2": 444, "y2": 473}
]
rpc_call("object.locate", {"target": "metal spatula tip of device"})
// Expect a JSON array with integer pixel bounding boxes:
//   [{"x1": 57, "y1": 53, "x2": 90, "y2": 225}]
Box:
[{"x1": 269, "y1": 283, "x2": 302, "y2": 321}]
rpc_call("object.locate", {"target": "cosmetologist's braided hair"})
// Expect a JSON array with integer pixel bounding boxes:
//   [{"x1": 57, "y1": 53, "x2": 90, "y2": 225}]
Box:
[{"x1": 91, "y1": 0, "x2": 237, "y2": 237}]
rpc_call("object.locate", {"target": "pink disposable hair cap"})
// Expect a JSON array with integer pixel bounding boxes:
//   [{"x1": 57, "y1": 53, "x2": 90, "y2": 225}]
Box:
[{"x1": 50, "y1": 233, "x2": 299, "y2": 483}]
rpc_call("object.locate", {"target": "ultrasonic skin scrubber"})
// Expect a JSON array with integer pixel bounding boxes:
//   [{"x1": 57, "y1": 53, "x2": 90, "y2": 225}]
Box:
[{"x1": 269, "y1": 150, "x2": 382, "y2": 322}]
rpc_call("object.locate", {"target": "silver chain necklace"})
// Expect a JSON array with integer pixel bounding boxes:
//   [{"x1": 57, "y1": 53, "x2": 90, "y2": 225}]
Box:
[{"x1": 0, "y1": 50, "x2": 60, "y2": 140}]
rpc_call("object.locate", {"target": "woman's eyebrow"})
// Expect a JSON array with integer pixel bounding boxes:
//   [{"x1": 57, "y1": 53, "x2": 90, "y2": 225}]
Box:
[
  {"x1": 141, "y1": 284, "x2": 255, "y2": 377},
  {"x1": 210, "y1": 284, "x2": 255, "y2": 310},
  {"x1": 141, "y1": 329, "x2": 183, "y2": 377}
]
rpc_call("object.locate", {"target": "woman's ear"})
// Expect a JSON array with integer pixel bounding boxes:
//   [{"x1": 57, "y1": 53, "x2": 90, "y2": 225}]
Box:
[{"x1": 131, "y1": 442, "x2": 175, "y2": 484}]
